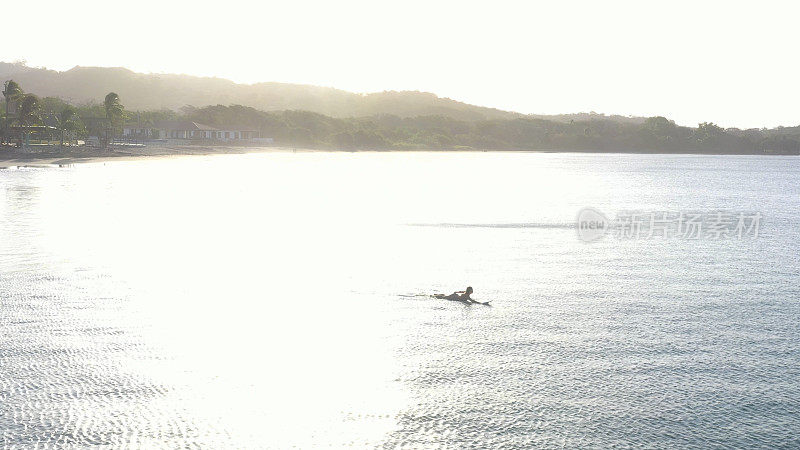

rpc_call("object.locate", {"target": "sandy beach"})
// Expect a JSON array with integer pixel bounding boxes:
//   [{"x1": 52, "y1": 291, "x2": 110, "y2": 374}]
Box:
[{"x1": 0, "y1": 145, "x2": 296, "y2": 169}]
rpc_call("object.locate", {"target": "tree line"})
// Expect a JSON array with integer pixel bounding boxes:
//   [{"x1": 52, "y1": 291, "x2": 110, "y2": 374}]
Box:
[
  {"x1": 2, "y1": 79, "x2": 799, "y2": 154},
  {"x1": 181, "y1": 104, "x2": 800, "y2": 154},
  {"x1": 2, "y1": 80, "x2": 127, "y2": 145}
]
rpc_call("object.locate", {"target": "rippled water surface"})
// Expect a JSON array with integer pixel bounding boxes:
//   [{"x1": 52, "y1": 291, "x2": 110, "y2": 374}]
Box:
[{"x1": 1, "y1": 151, "x2": 799, "y2": 448}]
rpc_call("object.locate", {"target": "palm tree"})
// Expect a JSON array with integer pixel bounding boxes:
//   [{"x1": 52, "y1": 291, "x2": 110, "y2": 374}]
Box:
[
  {"x1": 59, "y1": 105, "x2": 80, "y2": 147},
  {"x1": 2, "y1": 80, "x2": 23, "y2": 106},
  {"x1": 16, "y1": 94, "x2": 41, "y2": 146},
  {"x1": 104, "y1": 92, "x2": 124, "y2": 138},
  {"x1": 2, "y1": 80, "x2": 24, "y2": 143},
  {"x1": 17, "y1": 94, "x2": 41, "y2": 126}
]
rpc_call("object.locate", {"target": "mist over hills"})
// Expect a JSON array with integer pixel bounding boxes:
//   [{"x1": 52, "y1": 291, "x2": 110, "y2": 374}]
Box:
[
  {"x1": 2, "y1": 61, "x2": 798, "y2": 154},
  {"x1": 0, "y1": 62, "x2": 529, "y2": 121},
  {"x1": 0, "y1": 62, "x2": 653, "y2": 125}
]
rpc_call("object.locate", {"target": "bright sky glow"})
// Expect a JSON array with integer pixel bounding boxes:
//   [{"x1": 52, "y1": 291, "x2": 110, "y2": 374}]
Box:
[{"x1": 3, "y1": 0, "x2": 800, "y2": 128}]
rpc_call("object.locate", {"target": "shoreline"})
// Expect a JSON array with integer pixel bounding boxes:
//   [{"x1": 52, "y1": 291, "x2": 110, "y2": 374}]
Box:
[
  {"x1": 0, "y1": 145, "x2": 297, "y2": 169},
  {"x1": 1, "y1": 145, "x2": 796, "y2": 169}
]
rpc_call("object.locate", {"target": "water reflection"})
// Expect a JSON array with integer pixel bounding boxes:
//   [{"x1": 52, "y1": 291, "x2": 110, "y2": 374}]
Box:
[{"x1": 1, "y1": 152, "x2": 799, "y2": 448}]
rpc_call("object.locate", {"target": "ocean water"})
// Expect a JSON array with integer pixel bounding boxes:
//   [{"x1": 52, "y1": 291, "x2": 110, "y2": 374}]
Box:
[{"x1": 0, "y1": 151, "x2": 798, "y2": 448}]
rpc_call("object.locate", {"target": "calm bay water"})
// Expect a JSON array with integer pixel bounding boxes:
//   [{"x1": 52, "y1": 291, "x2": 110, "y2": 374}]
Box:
[{"x1": 1, "y1": 151, "x2": 799, "y2": 448}]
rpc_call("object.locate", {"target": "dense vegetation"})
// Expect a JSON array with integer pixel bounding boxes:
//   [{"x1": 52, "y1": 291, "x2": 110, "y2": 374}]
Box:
[
  {"x1": 2, "y1": 67, "x2": 799, "y2": 153},
  {"x1": 1, "y1": 83, "x2": 134, "y2": 143},
  {"x1": 177, "y1": 105, "x2": 798, "y2": 153}
]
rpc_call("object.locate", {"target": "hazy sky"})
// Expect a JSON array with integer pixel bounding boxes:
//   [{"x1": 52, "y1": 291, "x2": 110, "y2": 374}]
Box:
[{"x1": 4, "y1": 0, "x2": 799, "y2": 128}]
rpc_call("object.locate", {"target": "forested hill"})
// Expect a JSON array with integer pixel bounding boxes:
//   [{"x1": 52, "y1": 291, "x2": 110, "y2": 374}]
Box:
[
  {"x1": 180, "y1": 106, "x2": 799, "y2": 154},
  {"x1": 0, "y1": 62, "x2": 521, "y2": 121},
  {"x1": 3, "y1": 62, "x2": 799, "y2": 154}
]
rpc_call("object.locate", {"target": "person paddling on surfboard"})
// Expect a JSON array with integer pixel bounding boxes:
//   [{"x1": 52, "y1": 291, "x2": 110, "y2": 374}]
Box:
[
  {"x1": 432, "y1": 287, "x2": 491, "y2": 305},
  {"x1": 434, "y1": 286, "x2": 474, "y2": 301}
]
